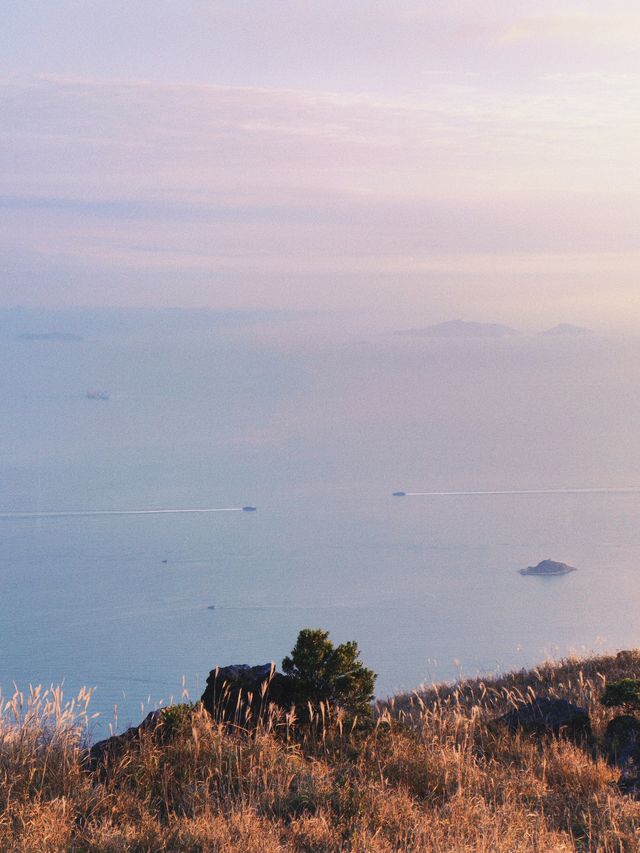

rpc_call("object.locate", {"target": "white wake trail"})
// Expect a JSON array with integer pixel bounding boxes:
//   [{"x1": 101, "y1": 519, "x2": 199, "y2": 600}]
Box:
[
  {"x1": 0, "y1": 507, "x2": 247, "y2": 519},
  {"x1": 396, "y1": 488, "x2": 640, "y2": 497}
]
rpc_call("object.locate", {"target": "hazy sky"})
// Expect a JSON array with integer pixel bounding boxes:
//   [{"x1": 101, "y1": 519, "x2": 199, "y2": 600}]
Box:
[{"x1": 2, "y1": 2, "x2": 640, "y2": 326}]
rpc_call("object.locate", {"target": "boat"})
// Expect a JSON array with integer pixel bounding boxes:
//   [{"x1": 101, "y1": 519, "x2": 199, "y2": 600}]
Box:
[
  {"x1": 242, "y1": 506, "x2": 257, "y2": 512},
  {"x1": 86, "y1": 391, "x2": 110, "y2": 400}
]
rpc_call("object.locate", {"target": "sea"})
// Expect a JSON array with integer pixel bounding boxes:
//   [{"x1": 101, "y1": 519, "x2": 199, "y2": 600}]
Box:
[{"x1": 2, "y1": 307, "x2": 640, "y2": 738}]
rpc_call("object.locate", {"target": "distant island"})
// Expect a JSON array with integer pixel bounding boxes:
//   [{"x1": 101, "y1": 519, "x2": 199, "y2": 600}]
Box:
[
  {"x1": 520, "y1": 559, "x2": 577, "y2": 576},
  {"x1": 17, "y1": 332, "x2": 83, "y2": 342},
  {"x1": 540, "y1": 324, "x2": 594, "y2": 337},
  {"x1": 395, "y1": 320, "x2": 519, "y2": 338}
]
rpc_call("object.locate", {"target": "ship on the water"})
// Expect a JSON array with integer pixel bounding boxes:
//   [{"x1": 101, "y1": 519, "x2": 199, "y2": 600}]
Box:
[{"x1": 86, "y1": 391, "x2": 110, "y2": 400}]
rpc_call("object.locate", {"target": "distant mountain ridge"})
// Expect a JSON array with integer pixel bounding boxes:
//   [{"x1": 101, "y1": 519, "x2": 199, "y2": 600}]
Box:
[
  {"x1": 540, "y1": 324, "x2": 594, "y2": 337},
  {"x1": 395, "y1": 320, "x2": 520, "y2": 338},
  {"x1": 395, "y1": 320, "x2": 597, "y2": 339}
]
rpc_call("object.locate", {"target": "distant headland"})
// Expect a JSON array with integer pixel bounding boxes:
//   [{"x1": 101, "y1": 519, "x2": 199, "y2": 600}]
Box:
[
  {"x1": 540, "y1": 324, "x2": 594, "y2": 337},
  {"x1": 394, "y1": 320, "x2": 597, "y2": 339}
]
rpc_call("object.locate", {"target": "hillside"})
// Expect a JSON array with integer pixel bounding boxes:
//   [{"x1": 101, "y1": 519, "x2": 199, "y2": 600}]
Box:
[
  {"x1": 2, "y1": 651, "x2": 640, "y2": 851},
  {"x1": 394, "y1": 320, "x2": 520, "y2": 338}
]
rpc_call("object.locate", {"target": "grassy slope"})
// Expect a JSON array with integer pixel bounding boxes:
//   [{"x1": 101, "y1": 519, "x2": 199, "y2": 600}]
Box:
[{"x1": 2, "y1": 652, "x2": 640, "y2": 851}]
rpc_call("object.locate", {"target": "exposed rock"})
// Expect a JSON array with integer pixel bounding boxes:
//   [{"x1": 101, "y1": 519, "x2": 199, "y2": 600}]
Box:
[
  {"x1": 89, "y1": 709, "x2": 163, "y2": 769},
  {"x1": 89, "y1": 663, "x2": 298, "y2": 772},
  {"x1": 616, "y1": 650, "x2": 640, "y2": 665},
  {"x1": 200, "y1": 663, "x2": 295, "y2": 725},
  {"x1": 520, "y1": 559, "x2": 577, "y2": 576},
  {"x1": 604, "y1": 715, "x2": 640, "y2": 795},
  {"x1": 618, "y1": 770, "x2": 640, "y2": 796},
  {"x1": 605, "y1": 715, "x2": 640, "y2": 764},
  {"x1": 494, "y1": 698, "x2": 591, "y2": 742}
]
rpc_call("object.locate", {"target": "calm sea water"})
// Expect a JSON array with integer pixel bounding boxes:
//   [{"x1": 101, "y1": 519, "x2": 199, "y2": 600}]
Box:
[{"x1": 2, "y1": 309, "x2": 640, "y2": 737}]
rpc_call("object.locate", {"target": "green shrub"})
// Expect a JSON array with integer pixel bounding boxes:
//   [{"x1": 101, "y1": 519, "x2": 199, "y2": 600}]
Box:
[
  {"x1": 601, "y1": 679, "x2": 640, "y2": 710},
  {"x1": 161, "y1": 702, "x2": 195, "y2": 738},
  {"x1": 282, "y1": 628, "x2": 376, "y2": 716}
]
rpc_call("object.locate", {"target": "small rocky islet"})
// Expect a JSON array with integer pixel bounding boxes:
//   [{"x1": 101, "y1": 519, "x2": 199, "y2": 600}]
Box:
[{"x1": 520, "y1": 559, "x2": 577, "y2": 576}]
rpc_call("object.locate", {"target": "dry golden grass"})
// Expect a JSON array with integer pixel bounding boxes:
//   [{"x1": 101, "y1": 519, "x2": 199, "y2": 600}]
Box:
[{"x1": 2, "y1": 652, "x2": 640, "y2": 851}]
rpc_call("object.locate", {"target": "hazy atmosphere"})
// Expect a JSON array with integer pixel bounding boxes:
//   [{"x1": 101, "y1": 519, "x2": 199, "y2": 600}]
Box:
[
  {"x1": 4, "y1": 306, "x2": 640, "y2": 735},
  {"x1": 2, "y1": 1, "x2": 640, "y2": 328},
  {"x1": 3, "y1": 2, "x2": 640, "y2": 733}
]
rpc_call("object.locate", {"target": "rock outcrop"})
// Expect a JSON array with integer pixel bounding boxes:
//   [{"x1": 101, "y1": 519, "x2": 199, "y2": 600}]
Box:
[
  {"x1": 199, "y1": 663, "x2": 295, "y2": 725},
  {"x1": 89, "y1": 663, "x2": 295, "y2": 770},
  {"x1": 89, "y1": 709, "x2": 163, "y2": 770},
  {"x1": 494, "y1": 698, "x2": 591, "y2": 742},
  {"x1": 605, "y1": 715, "x2": 640, "y2": 795}
]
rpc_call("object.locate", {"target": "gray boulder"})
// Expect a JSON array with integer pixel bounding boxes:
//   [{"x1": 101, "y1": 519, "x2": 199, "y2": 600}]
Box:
[
  {"x1": 615, "y1": 649, "x2": 640, "y2": 665},
  {"x1": 199, "y1": 663, "x2": 295, "y2": 725},
  {"x1": 89, "y1": 709, "x2": 163, "y2": 770},
  {"x1": 604, "y1": 715, "x2": 640, "y2": 795},
  {"x1": 494, "y1": 697, "x2": 591, "y2": 742}
]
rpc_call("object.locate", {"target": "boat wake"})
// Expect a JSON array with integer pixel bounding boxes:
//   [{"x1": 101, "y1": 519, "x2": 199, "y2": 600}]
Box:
[
  {"x1": 392, "y1": 487, "x2": 640, "y2": 497},
  {"x1": 0, "y1": 507, "x2": 252, "y2": 519}
]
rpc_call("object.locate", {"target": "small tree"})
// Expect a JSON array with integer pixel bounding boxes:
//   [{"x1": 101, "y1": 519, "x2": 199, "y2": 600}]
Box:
[
  {"x1": 282, "y1": 628, "x2": 376, "y2": 716},
  {"x1": 602, "y1": 679, "x2": 640, "y2": 713}
]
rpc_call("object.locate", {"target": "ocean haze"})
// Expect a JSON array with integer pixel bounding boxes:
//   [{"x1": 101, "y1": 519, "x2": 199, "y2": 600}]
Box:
[
  {"x1": 2, "y1": 0, "x2": 640, "y2": 762},
  {"x1": 1, "y1": 308, "x2": 640, "y2": 735}
]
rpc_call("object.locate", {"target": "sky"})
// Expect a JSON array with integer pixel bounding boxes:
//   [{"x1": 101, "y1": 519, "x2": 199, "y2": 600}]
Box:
[{"x1": 2, "y1": 1, "x2": 640, "y2": 327}]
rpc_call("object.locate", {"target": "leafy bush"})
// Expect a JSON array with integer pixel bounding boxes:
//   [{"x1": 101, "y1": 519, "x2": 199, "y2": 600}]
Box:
[
  {"x1": 601, "y1": 679, "x2": 640, "y2": 710},
  {"x1": 282, "y1": 628, "x2": 376, "y2": 716},
  {"x1": 161, "y1": 702, "x2": 195, "y2": 738}
]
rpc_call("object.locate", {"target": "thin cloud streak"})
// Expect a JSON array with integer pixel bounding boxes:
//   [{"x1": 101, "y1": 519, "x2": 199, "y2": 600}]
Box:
[{"x1": 503, "y1": 12, "x2": 640, "y2": 44}]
